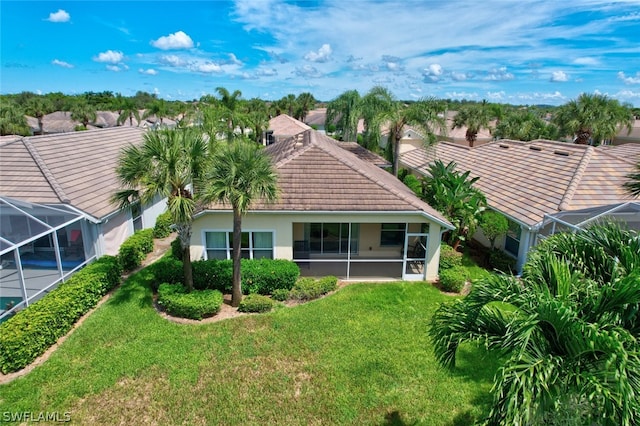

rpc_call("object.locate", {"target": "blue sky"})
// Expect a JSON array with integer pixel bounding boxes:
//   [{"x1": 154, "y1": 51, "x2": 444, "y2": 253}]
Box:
[{"x1": 2, "y1": 0, "x2": 640, "y2": 106}]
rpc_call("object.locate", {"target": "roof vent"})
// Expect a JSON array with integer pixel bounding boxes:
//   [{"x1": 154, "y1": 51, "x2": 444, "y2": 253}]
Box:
[
  {"x1": 529, "y1": 146, "x2": 543, "y2": 151},
  {"x1": 554, "y1": 150, "x2": 570, "y2": 156},
  {"x1": 499, "y1": 143, "x2": 509, "y2": 148}
]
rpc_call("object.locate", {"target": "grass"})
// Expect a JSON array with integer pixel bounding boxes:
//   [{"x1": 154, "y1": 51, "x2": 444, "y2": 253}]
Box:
[{"x1": 0, "y1": 266, "x2": 501, "y2": 425}]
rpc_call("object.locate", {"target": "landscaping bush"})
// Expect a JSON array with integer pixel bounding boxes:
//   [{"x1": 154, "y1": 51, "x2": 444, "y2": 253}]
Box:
[
  {"x1": 271, "y1": 288, "x2": 290, "y2": 302},
  {"x1": 170, "y1": 237, "x2": 183, "y2": 260},
  {"x1": 439, "y1": 243, "x2": 463, "y2": 270},
  {"x1": 0, "y1": 256, "x2": 122, "y2": 374},
  {"x1": 146, "y1": 256, "x2": 184, "y2": 292},
  {"x1": 238, "y1": 294, "x2": 274, "y2": 313},
  {"x1": 157, "y1": 283, "x2": 223, "y2": 320},
  {"x1": 192, "y1": 259, "x2": 233, "y2": 293},
  {"x1": 118, "y1": 228, "x2": 154, "y2": 271},
  {"x1": 488, "y1": 249, "x2": 517, "y2": 273},
  {"x1": 289, "y1": 276, "x2": 337, "y2": 301},
  {"x1": 153, "y1": 211, "x2": 173, "y2": 239},
  {"x1": 438, "y1": 266, "x2": 469, "y2": 293},
  {"x1": 403, "y1": 174, "x2": 422, "y2": 196},
  {"x1": 242, "y1": 258, "x2": 300, "y2": 295}
]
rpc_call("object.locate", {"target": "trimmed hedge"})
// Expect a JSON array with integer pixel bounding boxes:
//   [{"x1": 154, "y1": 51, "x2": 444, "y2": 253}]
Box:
[
  {"x1": 119, "y1": 228, "x2": 154, "y2": 271},
  {"x1": 439, "y1": 266, "x2": 469, "y2": 293},
  {"x1": 271, "y1": 288, "x2": 290, "y2": 302},
  {"x1": 242, "y1": 259, "x2": 300, "y2": 295},
  {"x1": 153, "y1": 211, "x2": 173, "y2": 239},
  {"x1": 238, "y1": 294, "x2": 274, "y2": 313},
  {"x1": 289, "y1": 276, "x2": 338, "y2": 301},
  {"x1": 439, "y1": 243, "x2": 463, "y2": 270},
  {"x1": 146, "y1": 256, "x2": 184, "y2": 292},
  {"x1": 157, "y1": 283, "x2": 223, "y2": 320},
  {"x1": 0, "y1": 256, "x2": 122, "y2": 374}
]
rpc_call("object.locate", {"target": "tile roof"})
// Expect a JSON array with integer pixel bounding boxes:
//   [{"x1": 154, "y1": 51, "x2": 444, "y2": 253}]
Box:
[
  {"x1": 206, "y1": 130, "x2": 452, "y2": 228},
  {"x1": 268, "y1": 114, "x2": 311, "y2": 137},
  {"x1": 0, "y1": 127, "x2": 146, "y2": 219},
  {"x1": 400, "y1": 139, "x2": 640, "y2": 228}
]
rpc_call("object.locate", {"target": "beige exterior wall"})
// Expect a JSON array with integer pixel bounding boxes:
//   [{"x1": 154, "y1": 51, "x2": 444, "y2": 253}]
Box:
[{"x1": 191, "y1": 211, "x2": 445, "y2": 281}]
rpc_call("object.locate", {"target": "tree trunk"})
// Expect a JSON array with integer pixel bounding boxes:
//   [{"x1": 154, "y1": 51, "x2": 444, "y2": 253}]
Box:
[
  {"x1": 393, "y1": 133, "x2": 402, "y2": 177},
  {"x1": 231, "y1": 208, "x2": 243, "y2": 307},
  {"x1": 176, "y1": 223, "x2": 194, "y2": 291}
]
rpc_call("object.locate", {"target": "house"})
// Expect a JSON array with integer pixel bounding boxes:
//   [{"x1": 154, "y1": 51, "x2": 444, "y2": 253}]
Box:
[
  {"x1": 265, "y1": 114, "x2": 311, "y2": 145},
  {"x1": 612, "y1": 119, "x2": 640, "y2": 145},
  {"x1": 400, "y1": 139, "x2": 640, "y2": 272},
  {"x1": 190, "y1": 129, "x2": 453, "y2": 281},
  {"x1": 0, "y1": 127, "x2": 165, "y2": 320}
]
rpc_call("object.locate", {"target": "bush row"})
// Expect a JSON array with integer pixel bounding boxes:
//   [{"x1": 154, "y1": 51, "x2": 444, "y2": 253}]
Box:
[
  {"x1": 289, "y1": 276, "x2": 338, "y2": 301},
  {"x1": 0, "y1": 256, "x2": 122, "y2": 374},
  {"x1": 118, "y1": 228, "x2": 154, "y2": 271},
  {"x1": 238, "y1": 294, "x2": 274, "y2": 313},
  {"x1": 439, "y1": 243, "x2": 463, "y2": 270},
  {"x1": 153, "y1": 211, "x2": 173, "y2": 239},
  {"x1": 146, "y1": 257, "x2": 300, "y2": 295},
  {"x1": 157, "y1": 283, "x2": 223, "y2": 320}
]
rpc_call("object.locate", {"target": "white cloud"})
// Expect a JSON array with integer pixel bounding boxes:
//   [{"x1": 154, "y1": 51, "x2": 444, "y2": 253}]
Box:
[
  {"x1": 573, "y1": 57, "x2": 599, "y2": 66},
  {"x1": 93, "y1": 50, "x2": 124, "y2": 64},
  {"x1": 304, "y1": 44, "x2": 332, "y2": 63},
  {"x1": 485, "y1": 67, "x2": 514, "y2": 81},
  {"x1": 423, "y1": 64, "x2": 443, "y2": 82},
  {"x1": 226, "y1": 53, "x2": 242, "y2": 66},
  {"x1": 46, "y1": 9, "x2": 70, "y2": 23},
  {"x1": 151, "y1": 31, "x2": 194, "y2": 50},
  {"x1": 159, "y1": 55, "x2": 185, "y2": 67},
  {"x1": 445, "y1": 91, "x2": 479, "y2": 100},
  {"x1": 51, "y1": 59, "x2": 73, "y2": 68},
  {"x1": 294, "y1": 65, "x2": 323, "y2": 78},
  {"x1": 618, "y1": 71, "x2": 640, "y2": 84},
  {"x1": 139, "y1": 68, "x2": 158, "y2": 75},
  {"x1": 450, "y1": 71, "x2": 469, "y2": 82},
  {"x1": 194, "y1": 62, "x2": 222, "y2": 73},
  {"x1": 256, "y1": 68, "x2": 278, "y2": 77},
  {"x1": 550, "y1": 71, "x2": 569, "y2": 82},
  {"x1": 487, "y1": 91, "x2": 506, "y2": 100},
  {"x1": 106, "y1": 65, "x2": 122, "y2": 72}
]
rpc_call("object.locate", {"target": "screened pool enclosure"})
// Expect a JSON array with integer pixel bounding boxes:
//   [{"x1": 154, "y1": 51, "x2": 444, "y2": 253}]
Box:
[{"x1": 0, "y1": 197, "x2": 96, "y2": 321}]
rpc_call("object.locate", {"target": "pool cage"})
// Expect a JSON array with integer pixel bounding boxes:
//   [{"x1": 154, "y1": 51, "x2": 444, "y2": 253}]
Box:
[
  {"x1": 0, "y1": 196, "x2": 97, "y2": 321},
  {"x1": 535, "y1": 201, "x2": 640, "y2": 243}
]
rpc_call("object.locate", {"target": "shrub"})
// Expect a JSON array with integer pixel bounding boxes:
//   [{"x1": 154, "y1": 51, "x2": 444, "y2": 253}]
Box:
[
  {"x1": 440, "y1": 243, "x2": 463, "y2": 270},
  {"x1": 439, "y1": 266, "x2": 469, "y2": 293},
  {"x1": 146, "y1": 256, "x2": 184, "y2": 292},
  {"x1": 170, "y1": 237, "x2": 183, "y2": 260},
  {"x1": 119, "y1": 229, "x2": 154, "y2": 271},
  {"x1": 488, "y1": 249, "x2": 517, "y2": 273},
  {"x1": 242, "y1": 259, "x2": 300, "y2": 295},
  {"x1": 157, "y1": 283, "x2": 223, "y2": 320},
  {"x1": 403, "y1": 174, "x2": 422, "y2": 196},
  {"x1": 153, "y1": 211, "x2": 173, "y2": 239},
  {"x1": 271, "y1": 288, "x2": 290, "y2": 302},
  {"x1": 480, "y1": 211, "x2": 509, "y2": 249},
  {"x1": 318, "y1": 276, "x2": 338, "y2": 293},
  {"x1": 238, "y1": 294, "x2": 274, "y2": 313},
  {"x1": 289, "y1": 276, "x2": 337, "y2": 301},
  {"x1": 193, "y1": 259, "x2": 233, "y2": 293},
  {"x1": 0, "y1": 256, "x2": 122, "y2": 374}
]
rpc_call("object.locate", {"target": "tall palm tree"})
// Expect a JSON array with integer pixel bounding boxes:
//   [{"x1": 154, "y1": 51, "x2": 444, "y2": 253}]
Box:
[
  {"x1": 430, "y1": 222, "x2": 640, "y2": 425},
  {"x1": 295, "y1": 92, "x2": 316, "y2": 121},
  {"x1": 326, "y1": 89, "x2": 362, "y2": 142},
  {"x1": 202, "y1": 140, "x2": 279, "y2": 307},
  {"x1": 117, "y1": 97, "x2": 141, "y2": 127},
  {"x1": 215, "y1": 87, "x2": 243, "y2": 139},
  {"x1": 24, "y1": 97, "x2": 54, "y2": 135},
  {"x1": 142, "y1": 99, "x2": 173, "y2": 127},
  {"x1": 451, "y1": 102, "x2": 492, "y2": 147},
  {"x1": 113, "y1": 128, "x2": 209, "y2": 291},
  {"x1": 553, "y1": 93, "x2": 634, "y2": 145},
  {"x1": 70, "y1": 100, "x2": 97, "y2": 129},
  {"x1": 361, "y1": 86, "x2": 394, "y2": 151},
  {"x1": 494, "y1": 108, "x2": 559, "y2": 141},
  {"x1": 624, "y1": 162, "x2": 640, "y2": 197}
]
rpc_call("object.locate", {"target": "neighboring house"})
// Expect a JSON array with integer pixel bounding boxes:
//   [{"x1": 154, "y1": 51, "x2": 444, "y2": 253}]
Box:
[
  {"x1": 265, "y1": 114, "x2": 311, "y2": 145},
  {"x1": 0, "y1": 127, "x2": 165, "y2": 320},
  {"x1": 191, "y1": 128, "x2": 454, "y2": 281},
  {"x1": 400, "y1": 139, "x2": 640, "y2": 272},
  {"x1": 612, "y1": 119, "x2": 640, "y2": 145}
]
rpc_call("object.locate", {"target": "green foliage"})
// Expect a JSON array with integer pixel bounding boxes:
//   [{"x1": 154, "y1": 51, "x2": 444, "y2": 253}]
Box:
[
  {"x1": 438, "y1": 266, "x2": 469, "y2": 293},
  {"x1": 402, "y1": 174, "x2": 422, "y2": 196},
  {"x1": 170, "y1": 237, "x2": 183, "y2": 260},
  {"x1": 146, "y1": 256, "x2": 184, "y2": 292},
  {"x1": 242, "y1": 258, "x2": 300, "y2": 295},
  {"x1": 0, "y1": 256, "x2": 121, "y2": 373},
  {"x1": 439, "y1": 243, "x2": 463, "y2": 270},
  {"x1": 153, "y1": 211, "x2": 173, "y2": 238},
  {"x1": 237, "y1": 294, "x2": 274, "y2": 313},
  {"x1": 156, "y1": 283, "x2": 223, "y2": 320},
  {"x1": 488, "y1": 249, "x2": 516, "y2": 273},
  {"x1": 271, "y1": 288, "x2": 290, "y2": 302},
  {"x1": 430, "y1": 223, "x2": 640, "y2": 425},
  {"x1": 289, "y1": 276, "x2": 338, "y2": 301},
  {"x1": 479, "y1": 211, "x2": 509, "y2": 249},
  {"x1": 192, "y1": 259, "x2": 233, "y2": 293},
  {"x1": 118, "y1": 228, "x2": 154, "y2": 271}
]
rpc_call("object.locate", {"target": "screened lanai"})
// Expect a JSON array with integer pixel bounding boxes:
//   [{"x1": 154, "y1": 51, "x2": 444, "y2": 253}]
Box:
[
  {"x1": 0, "y1": 196, "x2": 96, "y2": 321},
  {"x1": 536, "y1": 201, "x2": 640, "y2": 242}
]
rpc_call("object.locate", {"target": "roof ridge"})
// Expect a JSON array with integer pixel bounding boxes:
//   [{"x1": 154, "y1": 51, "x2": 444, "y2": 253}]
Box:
[
  {"x1": 558, "y1": 145, "x2": 594, "y2": 211},
  {"x1": 23, "y1": 138, "x2": 70, "y2": 203},
  {"x1": 273, "y1": 131, "x2": 314, "y2": 168}
]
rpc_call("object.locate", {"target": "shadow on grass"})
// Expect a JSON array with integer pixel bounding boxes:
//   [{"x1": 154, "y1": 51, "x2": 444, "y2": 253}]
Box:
[
  {"x1": 381, "y1": 410, "x2": 418, "y2": 426},
  {"x1": 108, "y1": 269, "x2": 154, "y2": 308}
]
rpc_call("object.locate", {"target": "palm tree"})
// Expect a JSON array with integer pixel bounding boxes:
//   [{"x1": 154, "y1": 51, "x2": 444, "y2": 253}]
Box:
[
  {"x1": 326, "y1": 90, "x2": 362, "y2": 142},
  {"x1": 215, "y1": 87, "x2": 243, "y2": 140},
  {"x1": 494, "y1": 108, "x2": 559, "y2": 141},
  {"x1": 142, "y1": 99, "x2": 173, "y2": 127},
  {"x1": 624, "y1": 162, "x2": 640, "y2": 197},
  {"x1": 0, "y1": 101, "x2": 29, "y2": 136},
  {"x1": 361, "y1": 86, "x2": 394, "y2": 151},
  {"x1": 430, "y1": 222, "x2": 640, "y2": 425},
  {"x1": 295, "y1": 92, "x2": 316, "y2": 121},
  {"x1": 70, "y1": 100, "x2": 97, "y2": 129},
  {"x1": 451, "y1": 102, "x2": 492, "y2": 147},
  {"x1": 117, "y1": 97, "x2": 141, "y2": 127},
  {"x1": 24, "y1": 97, "x2": 54, "y2": 135},
  {"x1": 421, "y1": 160, "x2": 487, "y2": 249},
  {"x1": 553, "y1": 93, "x2": 634, "y2": 145},
  {"x1": 202, "y1": 140, "x2": 279, "y2": 307},
  {"x1": 113, "y1": 128, "x2": 209, "y2": 291}
]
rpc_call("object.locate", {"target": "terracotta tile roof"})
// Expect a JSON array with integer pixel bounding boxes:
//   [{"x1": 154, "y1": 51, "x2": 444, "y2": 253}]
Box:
[
  {"x1": 400, "y1": 139, "x2": 640, "y2": 228},
  {"x1": 206, "y1": 130, "x2": 452, "y2": 228},
  {"x1": 0, "y1": 127, "x2": 146, "y2": 219},
  {"x1": 338, "y1": 142, "x2": 391, "y2": 168},
  {"x1": 268, "y1": 114, "x2": 311, "y2": 137}
]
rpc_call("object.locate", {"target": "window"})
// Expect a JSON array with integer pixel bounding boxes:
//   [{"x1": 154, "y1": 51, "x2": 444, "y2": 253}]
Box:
[
  {"x1": 205, "y1": 231, "x2": 274, "y2": 260},
  {"x1": 307, "y1": 223, "x2": 358, "y2": 254},
  {"x1": 131, "y1": 203, "x2": 143, "y2": 232},
  {"x1": 380, "y1": 223, "x2": 405, "y2": 246},
  {"x1": 504, "y1": 220, "x2": 521, "y2": 256}
]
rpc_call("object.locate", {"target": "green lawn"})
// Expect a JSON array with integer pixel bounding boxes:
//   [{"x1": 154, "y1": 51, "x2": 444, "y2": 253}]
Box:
[{"x1": 0, "y1": 267, "x2": 500, "y2": 425}]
